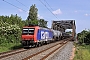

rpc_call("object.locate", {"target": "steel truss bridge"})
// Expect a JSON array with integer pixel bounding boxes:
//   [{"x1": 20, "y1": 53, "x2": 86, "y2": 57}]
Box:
[{"x1": 51, "y1": 20, "x2": 76, "y2": 40}]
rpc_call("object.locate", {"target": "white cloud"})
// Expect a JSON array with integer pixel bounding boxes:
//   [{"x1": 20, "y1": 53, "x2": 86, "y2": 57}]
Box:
[
  {"x1": 52, "y1": 9, "x2": 62, "y2": 15},
  {"x1": 18, "y1": 9, "x2": 23, "y2": 13},
  {"x1": 38, "y1": 14, "x2": 44, "y2": 19},
  {"x1": 74, "y1": 11, "x2": 78, "y2": 13},
  {"x1": 26, "y1": 11, "x2": 29, "y2": 14},
  {"x1": 85, "y1": 13, "x2": 89, "y2": 16}
]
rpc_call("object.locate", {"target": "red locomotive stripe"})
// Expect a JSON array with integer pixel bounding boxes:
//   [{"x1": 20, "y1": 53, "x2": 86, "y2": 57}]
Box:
[{"x1": 34, "y1": 26, "x2": 40, "y2": 42}]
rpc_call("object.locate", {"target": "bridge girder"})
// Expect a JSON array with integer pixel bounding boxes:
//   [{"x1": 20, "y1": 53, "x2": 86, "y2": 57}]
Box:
[{"x1": 51, "y1": 20, "x2": 76, "y2": 38}]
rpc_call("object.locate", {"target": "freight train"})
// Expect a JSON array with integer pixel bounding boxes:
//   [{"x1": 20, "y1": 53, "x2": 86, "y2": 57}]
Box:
[
  {"x1": 21, "y1": 25, "x2": 71, "y2": 48},
  {"x1": 62, "y1": 32, "x2": 72, "y2": 39}
]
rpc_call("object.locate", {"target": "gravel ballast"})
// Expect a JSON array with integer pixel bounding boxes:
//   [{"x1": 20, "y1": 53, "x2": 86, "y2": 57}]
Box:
[
  {"x1": 0, "y1": 41, "x2": 63, "y2": 60},
  {"x1": 48, "y1": 42, "x2": 74, "y2": 60},
  {"x1": 0, "y1": 41, "x2": 74, "y2": 60}
]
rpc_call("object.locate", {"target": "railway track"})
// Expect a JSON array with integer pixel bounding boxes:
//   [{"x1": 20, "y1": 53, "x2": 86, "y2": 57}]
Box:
[
  {"x1": 0, "y1": 37, "x2": 73, "y2": 60},
  {"x1": 0, "y1": 48, "x2": 27, "y2": 59},
  {"x1": 23, "y1": 37, "x2": 72, "y2": 60}
]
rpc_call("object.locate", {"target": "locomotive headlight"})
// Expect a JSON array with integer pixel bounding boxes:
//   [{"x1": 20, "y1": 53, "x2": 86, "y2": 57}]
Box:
[{"x1": 35, "y1": 41, "x2": 37, "y2": 42}]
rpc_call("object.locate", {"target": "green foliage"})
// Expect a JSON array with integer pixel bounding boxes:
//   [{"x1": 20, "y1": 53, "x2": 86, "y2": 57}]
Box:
[
  {"x1": 0, "y1": 14, "x2": 21, "y2": 24},
  {"x1": 27, "y1": 4, "x2": 38, "y2": 21},
  {"x1": 84, "y1": 32, "x2": 90, "y2": 44},
  {"x1": 26, "y1": 4, "x2": 48, "y2": 28},
  {"x1": 0, "y1": 22, "x2": 21, "y2": 44},
  {"x1": 30, "y1": 20, "x2": 38, "y2": 25},
  {"x1": 77, "y1": 30, "x2": 90, "y2": 44},
  {"x1": 0, "y1": 43, "x2": 22, "y2": 52},
  {"x1": 0, "y1": 14, "x2": 25, "y2": 45},
  {"x1": 74, "y1": 45, "x2": 90, "y2": 60},
  {"x1": 27, "y1": 4, "x2": 38, "y2": 25},
  {"x1": 38, "y1": 19, "x2": 48, "y2": 28},
  {"x1": 0, "y1": 14, "x2": 25, "y2": 52}
]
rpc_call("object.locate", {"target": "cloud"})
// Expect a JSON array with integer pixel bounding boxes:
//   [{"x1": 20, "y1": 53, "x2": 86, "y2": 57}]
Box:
[
  {"x1": 18, "y1": 9, "x2": 23, "y2": 13},
  {"x1": 38, "y1": 14, "x2": 44, "y2": 19},
  {"x1": 17, "y1": 9, "x2": 29, "y2": 14},
  {"x1": 26, "y1": 11, "x2": 29, "y2": 14},
  {"x1": 74, "y1": 11, "x2": 78, "y2": 13},
  {"x1": 52, "y1": 9, "x2": 62, "y2": 15},
  {"x1": 84, "y1": 13, "x2": 90, "y2": 16}
]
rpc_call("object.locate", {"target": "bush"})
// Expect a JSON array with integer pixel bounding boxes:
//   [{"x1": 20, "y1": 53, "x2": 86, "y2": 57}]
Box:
[{"x1": 0, "y1": 22, "x2": 21, "y2": 44}]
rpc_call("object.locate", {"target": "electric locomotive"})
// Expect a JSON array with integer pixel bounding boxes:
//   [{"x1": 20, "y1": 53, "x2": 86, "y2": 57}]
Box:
[{"x1": 21, "y1": 25, "x2": 62, "y2": 47}]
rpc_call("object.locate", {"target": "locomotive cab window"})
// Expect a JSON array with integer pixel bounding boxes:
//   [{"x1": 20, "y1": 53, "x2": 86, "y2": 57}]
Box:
[
  {"x1": 29, "y1": 28, "x2": 35, "y2": 35},
  {"x1": 22, "y1": 28, "x2": 35, "y2": 35},
  {"x1": 22, "y1": 29, "x2": 28, "y2": 35}
]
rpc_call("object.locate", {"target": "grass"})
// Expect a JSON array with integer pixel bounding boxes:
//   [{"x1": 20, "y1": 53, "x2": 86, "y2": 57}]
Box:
[
  {"x1": 74, "y1": 44, "x2": 90, "y2": 60},
  {"x1": 0, "y1": 43, "x2": 23, "y2": 53}
]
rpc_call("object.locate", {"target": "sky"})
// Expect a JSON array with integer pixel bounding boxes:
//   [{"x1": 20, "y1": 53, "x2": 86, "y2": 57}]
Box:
[{"x1": 0, "y1": 0, "x2": 90, "y2": 33}]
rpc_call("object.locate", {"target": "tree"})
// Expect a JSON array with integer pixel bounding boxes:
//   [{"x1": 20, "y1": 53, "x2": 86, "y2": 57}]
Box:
[
  {"x1": 0, "y1": 15, "x2": 24, "y2": 44},
  {"x1": 26, "y1": 4, "x2": 48, "y2": 28},
  {"x1": 27, "y1": 4, "x2": 38, "y2": 25},
  {"x1": 38, "y1": 19, "x2": 48, "y2": 28},
  {"x1": 77, "y1": 30, "x2": 90, "y2": 44}
]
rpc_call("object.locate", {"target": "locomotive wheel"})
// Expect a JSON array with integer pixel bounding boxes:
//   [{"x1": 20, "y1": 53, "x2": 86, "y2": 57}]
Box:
[
  {"x1": 45, "y1": 41, "x2": 49, "y2": 44},
  {"x1": 35, "y1": 43, "x2": 38, "y2": 47},
  {"x1": 40, "y1": 42, "x2": 43, "y2": 46},
  {"x1": 33, "y1": 43, "x2": 38, "y2": 47},
  {"x1": 32, "y1": 44, "x2": 36, "y2": 48},
  {"x1": 37, "y1": 42, "x2": 41, "y2": 47}
]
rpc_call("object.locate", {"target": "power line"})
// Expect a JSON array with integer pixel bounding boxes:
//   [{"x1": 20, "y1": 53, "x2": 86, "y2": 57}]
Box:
[
  {"x1": 15, "y1": 0, "x2": 29, "y2": 8},
  {"x1": 44, "y1": 0, "x2": 54, "y2": 11},
  {"x1": 39, "y1": 0, "x2": 59, "y2": 20},
  {"x1": 44, "y1": 0, "x2": 60, "y2": 20},
  {"x1": 2, "y1": 0, "x2": 27, "y2": 13}
]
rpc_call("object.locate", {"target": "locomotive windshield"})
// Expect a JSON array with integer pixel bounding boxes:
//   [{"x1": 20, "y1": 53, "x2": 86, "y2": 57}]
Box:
[{"x1": 22, "y1": 28, "x2": 35, "y2": 35}]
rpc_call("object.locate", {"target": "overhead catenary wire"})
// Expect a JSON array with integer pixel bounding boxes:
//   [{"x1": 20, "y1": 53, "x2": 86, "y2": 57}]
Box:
[
  {"x1": 44, "y1": 0, "x2": 60, "y2": 20},
  {"x1": 39, "y1": 0, "x2": 59, "y2": 20},
  {"x1": 2, "y1": 0, "x2": 27, "y2": 13},
  {"x1": 2, "y1": 0, "x2": 43, "y2": 20},
  {"x1": 2, "y1": 0, "x2": 59, "y2": 20},
  {"x1": 44, "y1": 0, "x2": 54, "y2": 11},
  {"x1": 15, "y1": 0, "x2": 29, "y2": 8}
]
